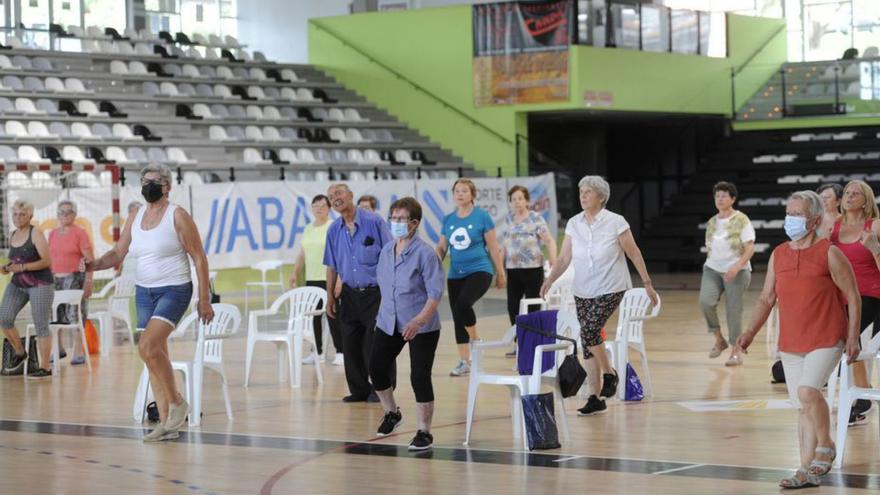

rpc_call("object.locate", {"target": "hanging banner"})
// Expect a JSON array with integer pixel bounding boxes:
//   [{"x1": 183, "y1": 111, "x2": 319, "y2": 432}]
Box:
[{"x1": 473, "y1": 0, "x2": 573, "y2": 106}]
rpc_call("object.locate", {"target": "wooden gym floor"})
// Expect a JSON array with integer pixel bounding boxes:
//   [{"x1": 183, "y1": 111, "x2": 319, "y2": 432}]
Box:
[{"x1": 1, "y1": 283, "x2": 879, "y2": 494}]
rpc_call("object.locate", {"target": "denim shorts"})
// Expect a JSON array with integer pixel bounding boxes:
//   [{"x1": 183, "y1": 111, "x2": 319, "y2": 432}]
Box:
[{"x1": 136, "y1": 282, "x2": 193, "y2": 329}]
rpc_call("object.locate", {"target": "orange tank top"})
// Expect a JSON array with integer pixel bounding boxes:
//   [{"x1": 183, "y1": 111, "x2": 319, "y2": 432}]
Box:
[{"x1": 773, "y1": 238, "x2": 847, "y2": 353}]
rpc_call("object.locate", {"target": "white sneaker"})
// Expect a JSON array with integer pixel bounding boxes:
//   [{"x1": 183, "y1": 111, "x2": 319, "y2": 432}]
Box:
[
  {"x1": 449, "y1": 360, "x2": 470, "y2": 377},
  {"x1": 332, "y1": 354, "x2": 344, "y2": 366}
]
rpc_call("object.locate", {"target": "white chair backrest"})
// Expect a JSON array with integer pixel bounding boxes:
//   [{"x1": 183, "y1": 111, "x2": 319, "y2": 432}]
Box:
[
  {"x1": 27, "y1": 121, "x2": 50, "y2": 137},
  {"x1": 199, "y1": 303, "x2": 242, "y2": 365},
  {"x1": 75, "y1": 171, "x2": 99, "y2": 187},
  {"x1": 272, "y1": 287, "x2": 326, "y2": 333},
  {"x1": 615, "y1": 288, "x2": 661, "y2": 345}
]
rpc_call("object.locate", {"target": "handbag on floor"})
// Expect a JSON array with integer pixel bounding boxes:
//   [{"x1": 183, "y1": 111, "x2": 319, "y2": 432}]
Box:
[
  {"x1": 1, "y1": 337, "x2": 40, "y2": 375},
  {"x1": 521, "y1": 392, "x2": 561, "y2": 451}
]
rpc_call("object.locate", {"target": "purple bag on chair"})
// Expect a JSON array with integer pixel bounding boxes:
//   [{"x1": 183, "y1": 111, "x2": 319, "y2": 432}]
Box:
[{"x1": 624, "y1": 363, "x2": 644, "y2": 401}]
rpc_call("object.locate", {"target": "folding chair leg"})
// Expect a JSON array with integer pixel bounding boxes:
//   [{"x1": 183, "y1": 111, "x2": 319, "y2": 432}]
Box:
[{"x1": 463, "y1": 380, "x2": 479, "y2": 446}]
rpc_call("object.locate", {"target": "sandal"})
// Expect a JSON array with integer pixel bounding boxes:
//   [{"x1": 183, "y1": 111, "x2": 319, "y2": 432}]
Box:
[
  {"x1": 809, "y1": 445, "x2": 835, "y2": 476},
  {"x1": 779, "y1": 468, "x2": 820, "y2": 489}
]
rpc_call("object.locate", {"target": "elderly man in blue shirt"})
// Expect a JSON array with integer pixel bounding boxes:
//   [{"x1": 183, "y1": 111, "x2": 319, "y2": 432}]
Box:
[
  {"x1": 324, "y1": 183, "x2": 393, "y2": 402},
  {"x1": 369, "y1": 197, "x2": 445, "y2": 451}
]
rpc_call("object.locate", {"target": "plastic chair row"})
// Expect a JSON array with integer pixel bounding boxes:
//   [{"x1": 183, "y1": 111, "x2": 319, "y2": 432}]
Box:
[
  {"x1": 0, "y1": 121, "x2": 153, "y2": 141},
  {"x1": 141, "y1": 81, "x2": 328, "y2": 103},
  {"x1": 209, "y1": 125, "x2": 393, "y2": 143},
  {"x1": 5, "y1": 169, "x2": 114, "y2": 189},
  {"x1": 243, "y1": 147, "x2": 431, "y2": 166},
  {"x1": 0, "y1": 144, "x2": 194, "y2": 166},
  {"x1": 1, "y1": 74, "x2": 91, "y2": 94},
  {"x1": 187, "y1": 104, "x2": 365, "y2": 122},
  {"x1": 112, "y1": 60, "x2": 296, "y2": 82},
  {"x1": 0, "y1": 97, "x2": 125, "y2": 118},
  {"x1": 0, "y1": 54, "x2": 56, "y2": 71}
]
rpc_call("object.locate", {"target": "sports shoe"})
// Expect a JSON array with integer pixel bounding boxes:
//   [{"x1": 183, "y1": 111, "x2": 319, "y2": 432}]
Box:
[
  {"x1": 449, "y1": 360, "x2": 470, "y2": 377},
  {"x1": 709, "y1": 339, "x2": 729, "y2": 358},
  {"x1": 332, "y1": 354, "x2": 344, "y2": 366},
  {"x1": 4, "y1": 351, "x2": 27, "y2": 372},
  {"x1": 854, "y1": 399, "x2": 873, "y2": 416},
  {"x1": 70, "y1": 355, "x2": 86, "y2": 366},
  {"x1": 164, "y1": 398, "x2": 189, "y2": 432},
  {"x1": 409, "y1": 430, "x2": 434, "y2": 451},
  {"x1": 725, "y1": 354, "x2": 743, "y2": 367},
  {"x1": 849, "y1": 408, "x2": 868, "y2": 426},
  {"x1": 376, "y1": 408, "x2": 403, "y2": 436},
  {"x1": 600, "y1": 370, "x2": 618, "y2": 398},
  {"x1": 143, "y1": 424, "x2": 180, "y2": 442},
  {"x1": 577, "y1": 395, "x2": 607, "y2": 416},
  {"x1": 27, "y1": 368, "x2": 52, "y2": 379}
]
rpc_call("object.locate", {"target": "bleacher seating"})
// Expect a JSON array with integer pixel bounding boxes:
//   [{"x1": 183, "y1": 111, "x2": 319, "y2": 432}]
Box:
[{"x1": 0, "y1": 25, "x2": 468, "y2": 181}]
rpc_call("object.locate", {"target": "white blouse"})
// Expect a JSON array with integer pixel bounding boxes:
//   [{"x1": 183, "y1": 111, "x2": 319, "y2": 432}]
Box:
[{"x1": 565, "y1": 209, "x2": 633, "y2": 299}]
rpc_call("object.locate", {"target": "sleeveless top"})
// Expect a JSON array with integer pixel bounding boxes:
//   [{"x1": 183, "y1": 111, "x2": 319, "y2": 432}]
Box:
[
  {"x1": 129, "y1": 203, "x2": 191, "y2": 288},
  {"x1": 8, "y1": 227, "x2": 54, "y2": 288},
  {"x1": 773, "y1": 239, "x2": 847, "y2": 353},
  {"x1": 830, "y1": 219, "x2": 880, "y2": 298}
]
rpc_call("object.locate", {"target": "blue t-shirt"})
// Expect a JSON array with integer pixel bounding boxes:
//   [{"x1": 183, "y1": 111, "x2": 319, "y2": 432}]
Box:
[{"x1": 443, "y1": 207, "x2": 495, "y2": 279}]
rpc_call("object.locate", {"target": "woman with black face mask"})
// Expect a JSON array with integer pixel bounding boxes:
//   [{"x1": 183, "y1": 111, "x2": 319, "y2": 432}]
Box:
[{"x1": 84, "y1": 164, "x2": 214, "y2": 443}]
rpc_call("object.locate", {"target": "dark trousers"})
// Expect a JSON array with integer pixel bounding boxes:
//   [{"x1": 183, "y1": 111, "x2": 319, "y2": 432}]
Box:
[
  {"x1": 447, "y1": 271, "x2": 493, "y2": 344},
  {"x1": 339, "y1": 284, "x2": 395, "y2": 398},
  {"x1": 505, "y1": 267, "x2": 544, "y2": 325},
  {"x1": 305, "y1": 280, "x2": 342, "y2": 354},
  {"x1": 370, "y1": 328, "x2": 440, "y2": 403}
]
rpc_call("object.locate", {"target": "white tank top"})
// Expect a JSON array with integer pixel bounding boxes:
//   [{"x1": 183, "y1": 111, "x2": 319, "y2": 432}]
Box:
[{"x1": 129, "y1": 203, "x2": 192, "y2": 288}]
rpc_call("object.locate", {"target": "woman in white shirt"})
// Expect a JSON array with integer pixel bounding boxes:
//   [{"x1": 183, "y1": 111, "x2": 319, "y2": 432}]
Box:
[
  {"x1": 699, "y1": 182, "x2": 755, "y2": 367},
  {"x1": 85, "y1": 164, "x2": 214, "y2": 442},
  {"x1": 542, "y1": 175, "x2": 658, "y2": 416}
]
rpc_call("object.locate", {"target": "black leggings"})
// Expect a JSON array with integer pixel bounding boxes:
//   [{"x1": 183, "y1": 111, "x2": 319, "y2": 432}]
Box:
[
  {"x1": 859, "y1": 295, "x2": 880, "y2": 338},
  {"x1": 447, "y1": 271, "x2": 493, "y2": 344},
  {"x1": 370, "y1": 328, "x2": 440, "y2": 403},
  {"x1": 505, "y1": 267, "x2": 544, "y2": 324},
  {"x1": 305, "y1": 280, "x2": 343, "y2": 354}
]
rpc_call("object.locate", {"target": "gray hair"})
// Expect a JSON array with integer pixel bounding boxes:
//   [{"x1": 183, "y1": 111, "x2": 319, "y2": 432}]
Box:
[
  {"x1": 57, "y1": 199, "x2": 77, "y2": 214},
  {"x1": 788, "y1": 190, "x2": 823, "y2": 219},
  {"x1": 141, "y1": 163, "x2": 172, "y2": 184},
  {"x1": 12, "y1": 200, "x2": 34, "y2": 216},
  {"x1": 578, "y1": 175, "x2": 611, "y2": 205}
]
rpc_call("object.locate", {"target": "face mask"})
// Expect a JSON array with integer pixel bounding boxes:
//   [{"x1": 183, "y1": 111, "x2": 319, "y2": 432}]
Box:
[
  {"x1": 784, "y1": 215, "x2": 808, "y2": 241},
  {"x1": 141, "y1": 182, "x2": 164, "y2": 203},
  {"x1": 390, "y1": 221, "x2": 409, "y2": 240}
]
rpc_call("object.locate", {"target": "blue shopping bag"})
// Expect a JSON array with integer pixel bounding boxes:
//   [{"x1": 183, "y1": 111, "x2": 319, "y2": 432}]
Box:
[{"x1": 624, "y1": 363, "x2": 644, "y2": 401}]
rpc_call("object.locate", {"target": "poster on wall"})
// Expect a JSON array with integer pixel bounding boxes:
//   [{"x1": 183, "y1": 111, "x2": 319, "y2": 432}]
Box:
[{"x1": 473, "y1": 0, "x2": 573, "y2": 106}]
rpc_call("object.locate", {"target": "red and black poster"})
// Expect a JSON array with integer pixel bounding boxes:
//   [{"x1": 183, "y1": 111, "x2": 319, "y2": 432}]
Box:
[{"x1": 473, "y1": 0, "x2": 573, "y2": 106}]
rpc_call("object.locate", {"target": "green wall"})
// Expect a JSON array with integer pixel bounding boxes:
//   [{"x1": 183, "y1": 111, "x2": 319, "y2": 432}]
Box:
[{"x1": 308, "y1": 8, "x2": 786, "y2": 176}]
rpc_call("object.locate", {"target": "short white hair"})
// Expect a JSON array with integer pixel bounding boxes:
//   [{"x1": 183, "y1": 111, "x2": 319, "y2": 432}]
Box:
[
  {"x1": 578, "y1": 175, "x2": 610, "y2": 205},
  {"x1": 141, "y1": 163, "x2": 172, "y2": 184},
  {"x1": 57, "y1": 199, "x2": 77, "y2": 214},
  {"x1": 12, "y1": 200, "x2": 33, "y2": 216},
  {"x1": 788, "y1": 190, "x2": 823, "y2": 219}
]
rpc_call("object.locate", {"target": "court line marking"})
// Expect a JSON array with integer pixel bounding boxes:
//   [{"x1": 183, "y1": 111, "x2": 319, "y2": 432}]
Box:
[
  {"x1": 652, "y1": 463, "x2": 706, "y2": 475},
  {"x1": 552, "y1": 456, "x2": 582, "y2": 463}
]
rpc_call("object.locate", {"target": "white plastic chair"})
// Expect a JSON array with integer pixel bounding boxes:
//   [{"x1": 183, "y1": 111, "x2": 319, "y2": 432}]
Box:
[
  {"x1": 463, "y1": 310, "x2": 578, "y2": 449},
  {"x1": 244, "y1": 287, "x2": 326, "y2": 388},
  {"x1": 24, "y1": 290, "x2": 91, "y2": 375},
  {"x1": 88, "y1": 276, "x2": 136, "y2": 355},
  {"x1": 603, "y1": 288, "x2": 661, "y2": 399},
  {"x1": 833, "y1": 327, "x2": 880, "y2": 467},
  {"x1": 826, "y1": 324, "x2": 878, "y2": 408},
  {"x1": 134, "y1": 304, "x2": 241, "y2": 426},
  {"x1": 244, "y1": 259, "x2": 285, "y2": 312}
]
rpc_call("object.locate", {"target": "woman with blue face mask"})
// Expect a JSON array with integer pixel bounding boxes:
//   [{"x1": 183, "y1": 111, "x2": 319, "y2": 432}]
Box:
[
  {"x1": 737, "y1": 190, "x2": 861, "y2": 489},
  {"x1": 370, "y1": 197, "x2": 445, "y2": 451}
]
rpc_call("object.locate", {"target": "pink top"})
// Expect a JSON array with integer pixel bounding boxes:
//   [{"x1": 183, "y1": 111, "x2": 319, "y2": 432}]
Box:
[
  {"x1": 48, "y1": 225, "x2": 92, "y2": 274},
  {"x1": 830, "y1": 219, "x2": 880, "y2": 299}
]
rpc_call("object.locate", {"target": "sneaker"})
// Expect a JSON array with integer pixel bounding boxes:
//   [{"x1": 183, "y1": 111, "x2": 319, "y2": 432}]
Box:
[
  {"x1": 449, "y1": 360, "x2": 470, "y2": 377},
  {"x1": 342, "y1": 394, "x2": 368, "y2": 403},
  {"x1": 709, "y1": 339, "x2": 729, "y2": 358},
  {"x1": 600, "y1": 370, "x2": 619, "y2": 398},
  {"x1": 70, "y1": 355, "x2": 86, "y2": 366},
  {"x1": 849, "y1": 409, "x2": 868, "y2": 426},
  {"x1": 332, "y1": 354, "x2": 344, "y2": 366},
  {"x1": 408, "y1": 430, "x2": 434, "y2": 451},
  {"x1": 164, "y1": 398, "x2": 189, "y2": 432},
  {"x1": 143, "y1": 424, "x2": 180, "y2": 442},
  {"x1": 376, "y1": 408, "x2": 403, "y2": 436},
  {"x1": 725, "y1": 354, "x2": 743, "y2": 367},
  {"x1": 27, "y1": 368, "x2": 52, "y2": 380},
  {"x1": 853, "y1": 399, "x2": 873, "y2": 416},
  {"x1": 577, "y1": 395, "x2": 607, "y2": 416},
  {"x1": 3, "y1": 351, "x2": 27, "y2": 372}
]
